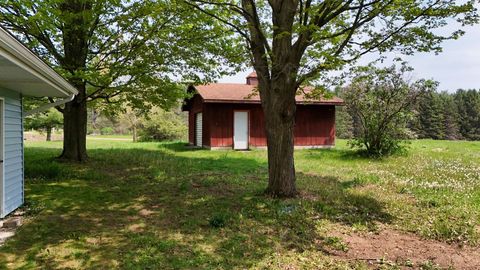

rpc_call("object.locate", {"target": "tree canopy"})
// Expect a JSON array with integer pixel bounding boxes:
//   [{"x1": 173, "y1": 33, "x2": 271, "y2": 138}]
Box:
[{"x1": 1, "y1": 0, "x2": 243, "y2": 108}]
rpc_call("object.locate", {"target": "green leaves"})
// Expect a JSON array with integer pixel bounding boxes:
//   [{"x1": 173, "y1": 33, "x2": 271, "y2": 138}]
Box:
[
  {"x1": 343, "y1": 64, "x2": 435, "y2": 157},
  {"x1": 0, "y1": 0, "x2": 245, "y2": 113},
  {"x1": 25, "y1": 108, "x2": 63, "y2": 131},
  {"x1": 188, "y1": 0, "x2": 478, "y2": 86}
]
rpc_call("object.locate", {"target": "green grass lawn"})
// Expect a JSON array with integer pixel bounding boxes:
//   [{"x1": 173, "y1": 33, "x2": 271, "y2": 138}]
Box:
[
  {"x1": 0, "y1": 139, "x2": 479, "y2": 269},
  {"x1": 87, "y1": 134, "x2": 132, "y2": 140}
]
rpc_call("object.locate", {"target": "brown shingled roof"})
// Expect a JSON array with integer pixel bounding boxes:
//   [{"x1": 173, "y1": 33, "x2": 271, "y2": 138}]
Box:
[{"x1": 192, "y1": 83, "x2": 344, "y2": 105}]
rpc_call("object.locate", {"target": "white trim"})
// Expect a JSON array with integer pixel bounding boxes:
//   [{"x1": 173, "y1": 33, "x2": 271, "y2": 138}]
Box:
[{"x1": 0, "y1": 27, "x2": 78, "y2": 97}]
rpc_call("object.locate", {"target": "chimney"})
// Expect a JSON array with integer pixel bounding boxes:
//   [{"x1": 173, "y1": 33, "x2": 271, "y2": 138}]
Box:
[{"x1": 246, "y1": 71, "x2": 258, "y2": 86}]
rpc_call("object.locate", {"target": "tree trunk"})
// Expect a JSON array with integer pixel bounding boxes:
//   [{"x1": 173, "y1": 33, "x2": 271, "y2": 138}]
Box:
[
  {"x1": 242, "y1": 0, "x2": 300, "y2": 197},
  {"x1": 46, "y1": 127, "x2": 52, "y2": 141},
  {"x1": 132, "y1": 125, "x2": 137, "y2": 142},
  {"x1": 60, "y1": 84, "x2": 88, "y2": 161},
  {"x1": 262, "y1": 81, "x2": 298, "y2": 197},
  {"x1": 57, "y1": 0, "x2": 90, "y2": 161}
]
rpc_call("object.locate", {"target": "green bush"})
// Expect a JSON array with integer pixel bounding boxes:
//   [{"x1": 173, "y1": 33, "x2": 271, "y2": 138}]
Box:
[
  {"x1": 343, "y1": 64, "x2": 435, "y2": 157},
  {"x1": 138, "y1": 109, "x2": 187, "y2": 142},
  {"x1": 100, "y1": 127, "x2": 115, "y2": 135}
]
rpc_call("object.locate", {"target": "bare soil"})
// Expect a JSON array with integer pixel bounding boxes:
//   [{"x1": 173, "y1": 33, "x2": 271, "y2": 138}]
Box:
[{"x1": 329, "y1": 227, "x2": 480, "y2": 269}]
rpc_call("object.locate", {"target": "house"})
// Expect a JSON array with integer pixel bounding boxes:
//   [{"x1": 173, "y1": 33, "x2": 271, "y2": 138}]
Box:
[
  {"x1": 182, "y1": 72, "x2": 343, "y2": 150},
  {"x1": 0, "y1": 27, "x2": 77, "y2": 218}
]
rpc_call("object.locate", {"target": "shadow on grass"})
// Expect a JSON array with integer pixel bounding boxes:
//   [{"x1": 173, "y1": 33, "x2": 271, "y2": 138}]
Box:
[
  {"x1": 158, "y1": 141, "x2": 201, "y2": 152},
  {"x1": 1, "y1": 143, "x2": 391, "y2": 269},
  {"x1": 298, "y1": 173, "x2": 391, "y2": 227},
  {"x1": 300, "y1": 147, "x2": 376, "y2": 163}
]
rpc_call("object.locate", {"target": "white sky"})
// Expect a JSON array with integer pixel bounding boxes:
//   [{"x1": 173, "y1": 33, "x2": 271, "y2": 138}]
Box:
[{"x1": 219, "y1": 25, "x2": 480, "y2": 92}]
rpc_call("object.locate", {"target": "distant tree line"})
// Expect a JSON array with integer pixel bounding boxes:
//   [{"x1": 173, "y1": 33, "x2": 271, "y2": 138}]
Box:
[{"x1": 337, "y1": 88, "x2": 480, "y2": 141}]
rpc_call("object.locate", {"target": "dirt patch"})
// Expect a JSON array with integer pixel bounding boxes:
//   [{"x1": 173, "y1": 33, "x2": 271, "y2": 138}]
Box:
[{"x1": 329, "y1": 228, "x2": 480, "y2": 269}]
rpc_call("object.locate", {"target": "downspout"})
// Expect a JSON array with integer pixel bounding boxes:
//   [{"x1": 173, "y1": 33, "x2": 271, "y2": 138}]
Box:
[{"x1": 24, "y1": 94, "x2": 75, "y2": 117}]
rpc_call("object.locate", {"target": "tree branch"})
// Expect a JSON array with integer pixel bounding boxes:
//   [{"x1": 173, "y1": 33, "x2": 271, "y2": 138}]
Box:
[
  {"x1": 184, "y1": 1, "x2": 251, "y2": 43},
  {"x1": 48, "y1": 97, "x2": 65, "y2": 113}
]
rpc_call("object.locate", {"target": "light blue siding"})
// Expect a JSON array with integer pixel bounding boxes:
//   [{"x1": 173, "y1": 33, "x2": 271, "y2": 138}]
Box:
[{"x1": 0, "y1": 87, "x2": 24, "y2": 218}]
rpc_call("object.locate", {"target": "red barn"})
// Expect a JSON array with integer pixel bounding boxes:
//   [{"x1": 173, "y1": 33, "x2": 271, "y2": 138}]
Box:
[{"x1": 182, "y1": 72, "x2": 343, "y2": 150}]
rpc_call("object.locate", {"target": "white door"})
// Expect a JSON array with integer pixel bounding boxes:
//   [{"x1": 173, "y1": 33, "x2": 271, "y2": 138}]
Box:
[
  {"x1": 195, "y1": 112, "x2": 202, "y2": 147},
  {"x1": 234, "y1": 111, "x2": 249, "y2": 150}
]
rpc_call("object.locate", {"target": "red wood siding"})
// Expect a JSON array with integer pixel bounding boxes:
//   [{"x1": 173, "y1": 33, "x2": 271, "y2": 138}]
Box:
[
  {"x1": 198, "y1": 103, "x2": 335, "y2": 148},
  {"x1": 208, "y1": 103, "x2": 233, "y2": 147},
  {"x1": 202, "y1": 102, "x2": 211, "y2": 147},
  {"x1": 294, "y1": 105, "x2": 335, "y2": 146},
  {"x1": 249, "y1": 106, "x2": 267, "y2": 146}
]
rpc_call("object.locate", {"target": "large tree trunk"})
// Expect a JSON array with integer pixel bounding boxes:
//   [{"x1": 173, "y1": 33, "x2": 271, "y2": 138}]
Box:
[
  {"x1": 264, "y1": 111, "x2": 297, "y2": 197},
  {"x1": 242, "y1": 0, "x2": 300, "y2": 197},
  {"x1": 262, "y1": 79, "x2": 298, "y2": 197},
  {"x1": 60, "y1": 84, "x2": 88, "y2": 161},
  {"x1": 57, "y1": 0, "x2": 90, "y2": 161}
]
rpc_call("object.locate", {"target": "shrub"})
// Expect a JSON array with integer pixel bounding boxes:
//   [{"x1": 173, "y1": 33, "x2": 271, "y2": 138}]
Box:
[
  {"x1": 335, "y1": 105, "x2": 354, "y2": 139},
  {"x1": 100, "y1": 127, "x2": 115, "y2": 135},
  {"x1": 138, "y1": 109, "x2": 187, "y2": 142},
  {"x1": 343, "y1": 64, "x2": 436, "y2": 157}
]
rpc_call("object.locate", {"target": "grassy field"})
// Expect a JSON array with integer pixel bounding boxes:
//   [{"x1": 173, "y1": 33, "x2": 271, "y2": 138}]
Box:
[
  {"x1": 0, "y1": 139, "x2": 479, "y2": 269},
  {"x1": 87, "y1": 134, "x2": 133, "y2": 140},
  {"x1": 24, "y1": 131, "x2": 133, "y2": 142}
]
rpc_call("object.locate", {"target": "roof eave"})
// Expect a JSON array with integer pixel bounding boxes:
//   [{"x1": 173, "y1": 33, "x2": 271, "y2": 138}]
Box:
[{"x1": 0, "y1": 27, "x2": 78, "y2": 97}]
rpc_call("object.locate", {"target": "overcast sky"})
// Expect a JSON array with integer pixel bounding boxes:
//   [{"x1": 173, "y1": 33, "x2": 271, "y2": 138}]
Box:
[{"x1": 219, "y1": 25, "x2": 479, "y2": 92}]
